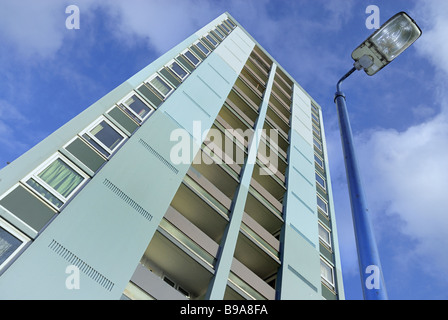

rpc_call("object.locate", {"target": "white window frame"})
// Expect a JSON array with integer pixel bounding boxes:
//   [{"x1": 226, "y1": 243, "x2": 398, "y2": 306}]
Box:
[
  {"x1": 0, "y1": 218, "x2": 30, "y2": 271},
  {"x1": 315, "y1": 171, "x2": 327, "y2": 191},
  {"x1": 117, "y1": 91, "x2": 156, "y2": 124},
  {"x1": 80, "y1": 116, "x2": 127, "y2": 158},
  {"x1": 313, "y1": 137, "x2": 322, "y2": 151},
  {"x1": 318, "y1": 222, "x2": 332, "y2": 250},
  {"x1": 312, "y1": 123, "x2": 321, "y2": 138},
  {"x1": 194, "y1": 40, "x2": 211, "y2": 56},
  {"x1": 145, "y1": 74, "x2": 174, "y2": 100},
  {"x1": 22, "y1": 153, "x2": 89, "y2": 210},
  {"x1": 181, "y1": 48, "x2": 201, "y2": 67},
  {"x1": 320, "y1": 258, "x2": 335, "y2": 289},
  {"x1": 204, "y1": 33, "x2": 218, "y2": 48},
  {"x1": 226, "y1": 18, "x2": 236, "y2": 29},
  {"x1": 317, "y1": 194, "x2": 328, "y2": 216},
  {"x1": 213, "y1": 27, "x2": 225, "y2": 40},
  {"x1": 219, "y1": 22, "x2": 230, "y2": 34},
  {"x1": 166, "y1": 59, "x2": 189, "y2": 82},
  {"x1": 314, "y1": 152, "x2": 324, "y2": 170}
]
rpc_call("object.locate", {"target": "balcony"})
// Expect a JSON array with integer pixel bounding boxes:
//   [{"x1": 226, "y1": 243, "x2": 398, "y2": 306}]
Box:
[
  {"x1": 170, "y1": 172, "x2": 229, "y2": 243},
  {"x1": 138, "y1": 214, "x2": 217, "y2": 299}
]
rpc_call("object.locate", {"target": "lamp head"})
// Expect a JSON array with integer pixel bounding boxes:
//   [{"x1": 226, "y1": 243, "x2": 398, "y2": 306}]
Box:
[{"x1": 352, "y1": 12, "x2": 422, "y2": 76}]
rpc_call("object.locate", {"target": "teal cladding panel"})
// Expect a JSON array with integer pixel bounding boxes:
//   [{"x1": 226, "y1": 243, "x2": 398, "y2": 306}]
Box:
[
  {"x1": 279, "y1": 224, "x2": 321, "y2": 299},
  {"x1": 278, "y1": 84, "x2": 321, "y2": 299}
]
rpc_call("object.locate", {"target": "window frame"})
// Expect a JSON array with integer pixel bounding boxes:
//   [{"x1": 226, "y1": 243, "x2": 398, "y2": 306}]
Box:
[
  {"x1": 166, "y1": 59, "x2": 190, "y2": 82},
  {"x1": 313, "y1": 137, "x2": 322, "y2": 151},
  {"x1": 213, "y1": 27, "x2": 225, "y2": 40},
  {"x1": 318, "y1": 222, "x2": 332, "y2": 250},
  {"x1": 79, "y1": 116, "x2": 128, "y2": 158},
  {"x1": 146, "y1": 74, "x2": 175, "y2": 100},
  {"x1": 225, "y1": 18, "x2": 236, "y2": 29},
  {"x1": 314, "y1": 152, "x2": 324, "y2": 170},
  {"x1": 205, "y1": 33, "x2": 219, "y2": 48},
  {"x1": 181, "y1": 48, "x2": 201, "y2": 67},
  {"x1": 312, "y1": 123, "x2": 321, "y2": 138},
  {"x1": 320, "y1": 258, "x2": 335, "y2": 289},
  {"x1": 219, "y1": 22, "x2": 230, "y2": 34},
  {"x1": 22, "y1": 153, "x2": 89, "y2": 210},
  {"x1": 194, "y1": 40, "x2": 211, "y2": 56},
  {"x1": 0, "y1": 218, "x2": 30, "y2": 271},
  {"x1": 317, "y1": 194, "x2": 328, "y2": 216},
  {"x1": 315, "y1": 171, "x2": 327, "y2": 191}
]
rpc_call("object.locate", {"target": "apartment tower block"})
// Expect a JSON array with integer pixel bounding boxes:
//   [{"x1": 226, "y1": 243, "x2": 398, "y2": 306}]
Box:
[{"x1": 0, "y1": 13, "x2": 344, "y2": 300}]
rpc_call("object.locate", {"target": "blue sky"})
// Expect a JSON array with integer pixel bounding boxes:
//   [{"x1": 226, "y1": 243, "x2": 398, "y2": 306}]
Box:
[{"x1": 1, "y1": 0, "x2": 447, "y2": 300}]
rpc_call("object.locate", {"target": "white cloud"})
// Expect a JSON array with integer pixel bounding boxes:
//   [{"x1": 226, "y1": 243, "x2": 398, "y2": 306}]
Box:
[
  {"x1": 0, "y1": 0, "x2": 67, "y2": 58},
  {"x1": 340, "y1": 0, "x2": 448, "y2": 282}
]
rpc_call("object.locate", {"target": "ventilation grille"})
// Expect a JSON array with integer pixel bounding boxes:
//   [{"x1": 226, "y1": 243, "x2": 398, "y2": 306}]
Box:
[
  {"x1": 103, "y1": 178, "x2": 153, "y2": 222},
  {"x1": 138, "y1": 138, "x2": 179, "y2": 175},
  {"x1": 48, "y1": 239, "x2": 115, "y2": 291}
]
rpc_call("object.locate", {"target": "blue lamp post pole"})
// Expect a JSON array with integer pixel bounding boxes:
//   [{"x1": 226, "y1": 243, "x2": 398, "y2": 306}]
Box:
[
  {"x1": 334, "y1": 67, "x2": 387, "y2": 300},
  {"x1": 333, "y1": 11, "x2": 421, "y2": 300}
]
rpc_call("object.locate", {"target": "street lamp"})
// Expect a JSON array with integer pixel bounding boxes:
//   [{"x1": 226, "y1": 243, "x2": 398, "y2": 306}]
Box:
[{"x1": 334, "y1": 12, "x2": 422, "y2": 300}]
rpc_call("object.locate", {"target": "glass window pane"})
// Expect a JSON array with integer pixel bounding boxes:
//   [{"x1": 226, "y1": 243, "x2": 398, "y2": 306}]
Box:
[
  {"x1": 26, "y1": 178, "x2": 64, "y2": 208},
  {"x1": 125, "y1": 94, "x2": 151, "y2": 119},
  {"x1": 82, "y1": 133, "x2": 110, "y2": 157},
  {"x1": 315, "y1": 172, "x2": 326, "y2": 189},
  {"x1": 0, "y1": 226, "x2": 22, "y2": 266},
  {"x1": 214, "y1": 28, "x2": 224, "y2": 39},
  {"x1": 318, "y1": 224, "x2": 331, "y2": 245},
  {"x1": 150, "y1": 76, "x2": 171, "y2": 96},
  {"x1": 184, "y1": 51, "x2": 199, "y2": 65},
  {"x1": 90, "y1": 120, "x2": 124, "y2": 151},
  {"x1": 314, "y1": 138, "x2": 322, "y2": 151},
  {"x1": 321, "y1": 260, "x2": 334, "y2": 285},
  {"x1": 314, "y1": 154, "x2": 323, "y2": 167},
  {"x1": 317, "y1": 196, "x2": 328, "y2": 213},
  {"x1": 196, "y1": 42, "x2": 210, "y2": 55},
  {"x1": 206, "y1": 35, "x2": 217, "y2": 46},
  {"x1": 170, "y1": 62, "x2": 188, "y2": 80},
  {"x1": 220, "y1": 23, "x2": 230, "y2": 33},
  {"x1": 37, "y1": 159, "x2": 84, "y2": 198}
]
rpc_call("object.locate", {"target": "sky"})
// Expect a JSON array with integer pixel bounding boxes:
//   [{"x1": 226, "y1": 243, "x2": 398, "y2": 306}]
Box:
[{"x1": 0, "y1": 0, "x2": 447, "y2": 300}]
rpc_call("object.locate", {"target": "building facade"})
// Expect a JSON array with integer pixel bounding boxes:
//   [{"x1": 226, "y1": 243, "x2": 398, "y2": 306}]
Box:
[{"x1": 0, "y1": 13, "x2": 344, "y2": 300}]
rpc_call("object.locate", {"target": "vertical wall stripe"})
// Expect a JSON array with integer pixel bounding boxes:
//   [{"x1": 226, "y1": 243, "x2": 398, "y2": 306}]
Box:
[{"x1": 205, "y1": 63, "x2": 278, "y2": 300}]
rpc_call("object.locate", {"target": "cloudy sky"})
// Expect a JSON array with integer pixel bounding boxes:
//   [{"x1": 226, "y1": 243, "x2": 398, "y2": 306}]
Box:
[{"x1": 0, "y1": 0, "x2": 447, "y2": 300}]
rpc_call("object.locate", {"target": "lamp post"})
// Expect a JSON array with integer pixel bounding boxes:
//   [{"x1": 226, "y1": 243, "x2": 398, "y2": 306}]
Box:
[{"x1": 334, "y1": 12, "x2": 422, "y2": 300}]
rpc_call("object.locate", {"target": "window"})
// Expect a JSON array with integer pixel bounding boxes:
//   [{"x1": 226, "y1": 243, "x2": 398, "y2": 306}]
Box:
[
  {"x1": 311, "y1": 103, "x2": 319, "y2": 114},
  {"x1": 148, "y1": 75, "x2": 173, "y2": 99},
  {"x1": 0, "y1": 219, "x2": 29, "y2": 271},
  {"x1": 312, "y1": 124, "x2": 321, "y2": 138},
  {"x1": 315, "y1": 172, "x2": 326, "y2": 191},
  {"x1": 321, "y1": 258, "x2": 335, "y2": 288},
  {"x1": 220, "y1": 23, "x2": 230, "y2": 34},
  {"x1": 120, "y1": 93, "x2": 154, "y2": 123},
  {"x1": 317, "y1": 195, "x2": 328, "y2": 215},
  {"x1": 183, "y1": 50, "x2": 201, "y2": 67},
  {"x1": 81, "y1": 117, "x2": 127, "y2": 158},
  {"x1": 195, "y1": 41, "x2": 210, "y2": 56},
  {"x1": 312, "y1": 113, "x2": 319, "y2": 124},
  {"x1": 214, "y1": 28, "x2": 225, "y2": 40},
  {"x1": 226, "y1": 19, "x2": 236, "y2": 29},
  {"x1": 318, "y1": 223, "x2": 332, "y2": 249},
  {"x1": 205, "y1": 34, "x2": 218, "y2": 47},
  {"x1": 167, "y1": 60, "x2": 189, "y2": 81},
  {"x1": 162, "y1": 275, "x2": 190, "y2": 298},
  {"x1": 313, "y1": 137, "x2": 322, "y2": 151},
  {"x1": 24, "y1": 154, "x2": 88, "y2": 209},
  {"x1": 314, "y1": 153, "x2": 324, "y2": 169}
]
